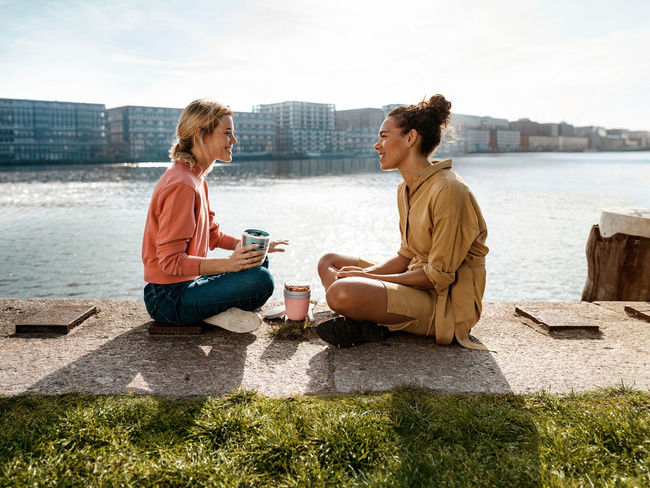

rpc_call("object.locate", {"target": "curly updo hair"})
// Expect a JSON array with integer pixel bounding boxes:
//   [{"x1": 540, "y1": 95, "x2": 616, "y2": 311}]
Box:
[
  {"x1": 169, "y1": 99, "x2": 233, "y2": 169},
  {"x1": 388, "y1": 94, "x2": 452, "y2": 157}
]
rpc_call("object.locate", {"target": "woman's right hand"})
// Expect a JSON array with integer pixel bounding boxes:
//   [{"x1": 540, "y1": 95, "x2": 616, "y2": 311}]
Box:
[{"x1": 228, "y1": 244, "x2": 266, "y2": 272}]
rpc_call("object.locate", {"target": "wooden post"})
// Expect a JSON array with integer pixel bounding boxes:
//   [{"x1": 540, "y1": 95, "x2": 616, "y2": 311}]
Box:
[{"x1": 582, "y1": 207, "x2": 650, "y2": 302}]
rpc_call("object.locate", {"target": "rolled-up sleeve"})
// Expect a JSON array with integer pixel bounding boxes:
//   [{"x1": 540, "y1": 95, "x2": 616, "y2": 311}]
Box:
[
  {"x1": 424, "y1": 216, "x2": 480, "y2": 292},
  {"x1": 424, "y1": 183, "x2": 481, "y2": 291}
]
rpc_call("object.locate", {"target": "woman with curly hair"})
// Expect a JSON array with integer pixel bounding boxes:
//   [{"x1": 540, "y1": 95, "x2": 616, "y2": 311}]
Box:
[{"x1": 317, "y1": 94, "x2": 488, "y2": 349}]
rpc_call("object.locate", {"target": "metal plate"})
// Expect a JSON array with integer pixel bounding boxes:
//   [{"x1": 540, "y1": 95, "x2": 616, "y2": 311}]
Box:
[
  {"x1": 15, "y1": 305, "x2": 97, "y2": 334},
  {"x1": 515, "y1": 305, "x2": 599, "y2": 332}
]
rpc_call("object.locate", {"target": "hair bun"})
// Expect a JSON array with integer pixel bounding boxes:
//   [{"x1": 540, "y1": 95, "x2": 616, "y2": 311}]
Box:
[{"x1": 421, "y1": 94, "x2": 451, "y2": 128}]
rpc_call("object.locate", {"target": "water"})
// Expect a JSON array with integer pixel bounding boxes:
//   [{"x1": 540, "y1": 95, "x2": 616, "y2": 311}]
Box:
[{"x1": 1, "y1": 152, "x2": 648, "y2": 303}]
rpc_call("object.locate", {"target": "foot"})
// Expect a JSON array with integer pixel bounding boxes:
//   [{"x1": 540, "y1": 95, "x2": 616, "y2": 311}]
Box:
[
  {"x1": 316, "y1": 317, "x2": 391, "y2": 348},
  {"x1": 203, "y1": 308, "x2": 262, "y2": 333}
]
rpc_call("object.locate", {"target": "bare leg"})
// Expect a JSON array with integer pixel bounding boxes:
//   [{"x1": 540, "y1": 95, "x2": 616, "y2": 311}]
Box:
[
  {"x1": 326, "y1": 277, "x2": 413, "y2": 325},
  {"x1": 316, "y1": 253, "x2": 413, "y2": 348},
  {"x1": 318, "y1": 252, "x2": 359, "y2": 290}
]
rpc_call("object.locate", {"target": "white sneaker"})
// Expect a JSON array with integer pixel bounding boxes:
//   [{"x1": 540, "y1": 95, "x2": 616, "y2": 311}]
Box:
[{"x1": 203, "y1": 308, "x2": 262, "y2": 333}]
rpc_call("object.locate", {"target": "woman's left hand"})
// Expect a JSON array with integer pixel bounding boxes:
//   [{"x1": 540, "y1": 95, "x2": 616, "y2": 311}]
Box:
[
  {"x1": 335, "y1": 266, "x2": 370, "y2": 279},
  {"x1": 268, "y1": 239, "x2": 289, "y2": 253}
]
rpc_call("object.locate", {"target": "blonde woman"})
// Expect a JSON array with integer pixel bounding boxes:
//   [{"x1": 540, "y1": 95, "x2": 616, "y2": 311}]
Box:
[
  {"x1": 317, "y1": 94, "x2": 488, "y2": 349},
  {"x1": 142, "y1": 99, "x2": 287, "y2": 332}
]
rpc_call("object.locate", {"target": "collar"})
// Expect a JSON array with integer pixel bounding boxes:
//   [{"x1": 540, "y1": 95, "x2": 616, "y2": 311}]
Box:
[{"x1": 410, "y1": 159, "x2": 453, "y2": 192}]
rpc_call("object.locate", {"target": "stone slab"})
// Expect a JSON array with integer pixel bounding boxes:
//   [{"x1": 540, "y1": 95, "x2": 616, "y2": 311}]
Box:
[
  {"x1": 147, "y1": 321, "x2": 203, "y2": 336},
  {"x1": 515, "y1": 304, "x2": 600, "y2": 332},
  {"x1": 2, "y1": 298, "x2": 650, "y2": 397},
  {"x1": 624, "y1": 305, "x2": 650, "y2": 322},
  {"x1": 15, "y1": 305, "x2": 97, "y2": 334}
]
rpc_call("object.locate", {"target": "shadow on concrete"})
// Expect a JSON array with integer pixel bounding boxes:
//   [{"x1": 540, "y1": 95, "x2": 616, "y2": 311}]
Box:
[
  {"x1": 307, "y1": 332, "x2": 513, "y2": 396},
  {"x1": 2, "y1": 299, "x2": 515, "y2": 397},
  {"x1": 22, "y1": 322, "x2": 257, "y2": 397}
]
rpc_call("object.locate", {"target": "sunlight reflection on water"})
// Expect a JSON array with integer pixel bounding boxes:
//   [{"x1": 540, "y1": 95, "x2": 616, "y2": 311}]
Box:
[{"x1": 1, "y1": 152, "x2": 648, "y2": 302}]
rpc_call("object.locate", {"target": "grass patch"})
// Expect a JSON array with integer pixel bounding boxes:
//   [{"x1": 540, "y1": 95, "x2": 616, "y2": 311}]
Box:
[
  {"x1": 0, "y1": 387, "x2": 648, "y2": 486},
  {"x1": 266, "y1": 319, "x2": 317, "y2": 340}
]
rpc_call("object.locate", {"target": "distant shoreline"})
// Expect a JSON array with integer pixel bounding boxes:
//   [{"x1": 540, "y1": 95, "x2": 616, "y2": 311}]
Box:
[{"x1": 1, "y1": 148, "x2": 649, "y2": 168}]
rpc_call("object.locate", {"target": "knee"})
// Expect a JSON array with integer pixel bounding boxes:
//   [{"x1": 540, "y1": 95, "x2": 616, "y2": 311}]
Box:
[
  {"x1": 318, "y1": 253, "x2": 337, "y2": 272},
  {"x1": 325, "y1": 281, "x2": 355, "y2": 315},
  {"x1": 251, "y1": 266, "x2": 274, "y2": 298}
]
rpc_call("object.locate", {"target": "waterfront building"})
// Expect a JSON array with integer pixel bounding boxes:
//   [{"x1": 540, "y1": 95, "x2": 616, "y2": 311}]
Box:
[
  {"x1": 255, "y1": 101, "x2": 343, "y2": 155},
  {"x1": 465, "y1": 129, "x2": 491, "y2": 153},
  {"x1": 342, "y1": 127, "x2": 379, "y2": 155},
  {"x1": 558, "y1": 122, "x2": 576, "y2": 137},
  {"x1": 481, "y1": 116, "x2": 509, "y2": 130},
  {"x1": 627, "y1": 131, "x2": 650, "y2": 148},
  {"x1": 336, "y1": 107, "x2": 383, "y2": 130},
  {"x1": 494, "y1": 130, "x2": 522, "y2": 151},
  {"x1": 560, "y1": 136, "x2": 589, "y2": 151},
  {"x1": 442, "y1": 114, "x2": 480, "y2": 154},
  {"x1": 575, "y1": 126, "x2": 607, "y2": 150},
  {"x1": 526, "y1": 135, "x2": 589, "y2": 152},
  {"x1": 0, "y1": 97, "x2": 107, "y2": 164},
  {"x1": 382, "y1": 104, "x2": 403, "y2": 118},
  {"x1": 509, "y1": 118, "x2": 542, "y2": 136},
  {"x1": 108, "y1": 105, "x2": 277, "y2": 162},
  {"x1": 231, "y1": 111, "x2": 276, "y2": 157},
  {"x1": 3, "y1": 98, "x2": 645, "y2": 162},
  {"x1": 336, "y1": 108, "x2": 383, "y2": 155},
  {"x1": 450, "y1": 113, "x2": 481, "y2": 131},
  {"x1": 107, "y1": 105, "x2": 182, "y2": 163}
]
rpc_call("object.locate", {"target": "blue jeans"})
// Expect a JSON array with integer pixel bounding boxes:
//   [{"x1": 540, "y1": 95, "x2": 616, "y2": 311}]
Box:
[{"x1": 143, "y1": 258, "x2": 274, "y2": 325}]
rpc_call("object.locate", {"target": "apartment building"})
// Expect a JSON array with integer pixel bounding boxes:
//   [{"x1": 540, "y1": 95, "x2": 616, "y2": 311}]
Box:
[
  {"x1": 107, "y1": 105, "x2": 182, "y2": 162},
  {"x1": 254, "y1": 101, "x2": 343, "y2": 156},
  {"x1": 526, "y1": 135, "x2": 589, "y2": 152},
  {"x1": 3, "y1": 97, "x2": 644, "y2": 163},
  {"x1": 336, "y1": 108, "x2": 383, "y2": 155},
  {"x1": 107, "y1": 106, "x2": 277, "y2": 162},
  {"x1": 232, "y1": 111, "x2": 276, "y2": 157},
  {"x1": 0, "y1": 98, "x2": 107, "y2": 164}
]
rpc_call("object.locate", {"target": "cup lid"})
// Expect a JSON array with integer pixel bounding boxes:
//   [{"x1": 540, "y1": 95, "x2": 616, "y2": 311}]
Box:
[{"x1": 243, "y1": 228, "x2": 269, "y2": 237}]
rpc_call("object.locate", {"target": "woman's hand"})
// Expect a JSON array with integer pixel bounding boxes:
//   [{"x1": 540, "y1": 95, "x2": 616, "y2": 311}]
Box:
[
  {"x1": 227, "y1": 244, "x2": 266, "y2": 271},
  {"x1": 335, "y1": 266, "x2": 372, "y2": 279},
  {"x1": 268, "y1": 239, "x2": 289, "y2": 253}
]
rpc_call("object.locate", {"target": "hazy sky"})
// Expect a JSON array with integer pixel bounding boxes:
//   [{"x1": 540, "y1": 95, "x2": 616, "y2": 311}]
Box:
[{"x1": 1, "y1": 0, "x2": 648, "y2": 130}]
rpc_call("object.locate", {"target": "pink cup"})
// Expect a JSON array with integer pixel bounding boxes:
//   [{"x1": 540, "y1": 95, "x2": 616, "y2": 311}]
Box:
[{"x1": 284, "y1": 280, "x2": 311, "y2": 321}]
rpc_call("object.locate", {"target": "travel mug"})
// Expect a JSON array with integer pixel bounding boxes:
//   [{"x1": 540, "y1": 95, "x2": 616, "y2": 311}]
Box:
[{"x1": 283, "y1": 280, "x2": 311, "y2": 321}]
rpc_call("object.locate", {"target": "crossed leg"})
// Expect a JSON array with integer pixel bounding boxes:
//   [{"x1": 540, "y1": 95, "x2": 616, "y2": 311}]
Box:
[{"x1": 318, "y1": 253, "x2": 413, "y2": 325}]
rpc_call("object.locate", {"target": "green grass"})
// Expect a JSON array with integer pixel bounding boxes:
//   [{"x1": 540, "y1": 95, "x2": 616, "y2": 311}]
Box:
[{"x1": 0, "y1": 386, "x2": 648, "y2": 487}]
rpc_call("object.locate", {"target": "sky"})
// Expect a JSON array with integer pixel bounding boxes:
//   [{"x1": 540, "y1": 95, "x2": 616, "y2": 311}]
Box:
[{"x1": 1, "y1": 0, "x2": 649, "y2": 131}]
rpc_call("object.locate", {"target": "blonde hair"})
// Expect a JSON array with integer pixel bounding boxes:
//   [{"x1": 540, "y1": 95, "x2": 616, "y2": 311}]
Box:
[{"x1": 169, "y1": 99, "x2": 233, "y2": 169}]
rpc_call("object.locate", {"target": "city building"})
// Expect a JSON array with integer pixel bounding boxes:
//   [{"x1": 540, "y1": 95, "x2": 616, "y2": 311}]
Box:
[
  {"x1": 107, "y1": 105, "x2": 182, "y2": 162},
  {"x1": 2, "y1": 97, "x2": 646, "y2": 163},
  {"x1": 526, "y1": 135, "x2": 589, "y2": 152},
  {"x1": 0, "y1": 97, "x2": 107, "y2": 164},
  {"x1": 382, "y1": 104, "x2": 404, "y2": 118},
  {"x1": 481, "y1": 116, "x2": 509, "y2": 130},
  {"x1": 336, "y1": 107, "x2": 383, "y2": 131},
  {"x1": 232, "y1": 111, "x2": 276, "y2": 157},
  {"x1": 493, "y1": 130, "x2": 522, "y2": 152},
  {"x1": 108, "y1": 106, "x2": 277, "y2": 162},
  {"x1": 336, "y1": 108, "x2": 383, "y2": 155},
  {"x1": 254, "y1": 101, "x2": 343, "y2": 156}
]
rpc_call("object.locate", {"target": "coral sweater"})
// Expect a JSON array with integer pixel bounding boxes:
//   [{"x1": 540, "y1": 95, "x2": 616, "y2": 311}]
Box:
[{"x1": 142, "y1": 162, "x2": 236, "y2": 284}]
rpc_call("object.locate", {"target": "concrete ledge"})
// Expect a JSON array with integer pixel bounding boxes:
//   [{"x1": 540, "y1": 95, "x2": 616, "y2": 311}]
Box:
[{"x1": 1, "y1": 298, "x2": 649, "y2": 397}]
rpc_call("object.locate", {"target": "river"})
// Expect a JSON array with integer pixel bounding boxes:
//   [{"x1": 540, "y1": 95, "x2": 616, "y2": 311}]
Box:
[{"x1": 1, "y1": 152, "x2": 648, "y2": 303}]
